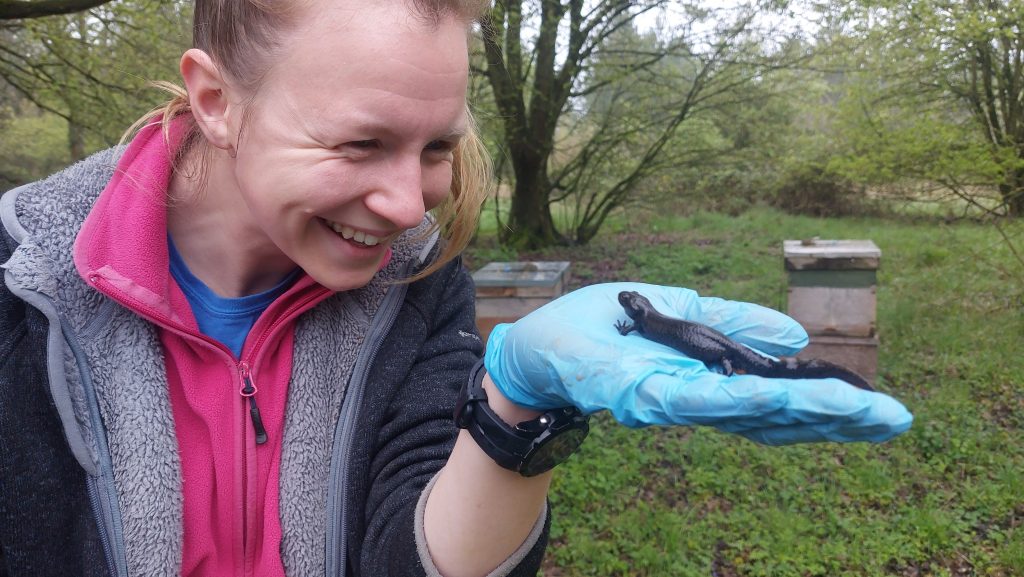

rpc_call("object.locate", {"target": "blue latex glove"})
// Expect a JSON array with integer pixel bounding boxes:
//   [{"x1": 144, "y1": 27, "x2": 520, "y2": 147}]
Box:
[{"x1": 484, "y1": 282, "x2": 913, "y2": 445}]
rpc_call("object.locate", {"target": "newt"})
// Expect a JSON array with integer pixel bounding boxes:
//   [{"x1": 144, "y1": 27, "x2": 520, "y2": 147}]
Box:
[{"x1": 614, "y1": 290, "x2": 874, "y2": 391}]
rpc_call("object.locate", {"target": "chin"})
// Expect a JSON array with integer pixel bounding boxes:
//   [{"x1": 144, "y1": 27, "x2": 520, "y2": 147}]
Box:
[{"x1": 312, "y1": 266, "x2": 380, "y2": 292}]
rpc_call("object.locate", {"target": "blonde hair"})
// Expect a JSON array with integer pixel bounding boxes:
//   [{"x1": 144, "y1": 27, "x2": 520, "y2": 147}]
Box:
[{"x1": 126, "y1": 0, "x2": 492, "y2": 281}]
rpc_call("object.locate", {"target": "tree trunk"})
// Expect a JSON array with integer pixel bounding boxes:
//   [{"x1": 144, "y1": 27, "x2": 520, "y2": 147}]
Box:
[
  {"x1": 504, "y1": 147, "x2": 562, "y2": 249},
  {"x1": 68, "y1": 119, "x2": 86, "y2": 161},
  {"x1": 1002, "y1": 163, "x2": 1024, "y2": 217}
]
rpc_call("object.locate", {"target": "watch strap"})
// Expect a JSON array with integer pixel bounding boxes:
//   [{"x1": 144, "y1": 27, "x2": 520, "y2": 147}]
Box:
[
  {"x1": 454, "y1": 360, "x2": 589, "y2": 476},
  {"x1": 454, "y1": 360, "x2": 536, "y2": 471}
]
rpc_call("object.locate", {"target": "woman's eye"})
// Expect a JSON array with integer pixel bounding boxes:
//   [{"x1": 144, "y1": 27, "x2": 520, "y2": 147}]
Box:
[
  {"x1": 425, "y1": 139, "x2": 455, "y2": 152},
  {"x1": 336, "y1": 140, "x2": 379, "y2": 157}
]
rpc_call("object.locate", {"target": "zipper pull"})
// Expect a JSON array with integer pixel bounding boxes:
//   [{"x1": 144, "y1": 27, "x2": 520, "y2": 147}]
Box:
[{"x1": 239, "y1": 362, "x2": 268, "y2": 445}]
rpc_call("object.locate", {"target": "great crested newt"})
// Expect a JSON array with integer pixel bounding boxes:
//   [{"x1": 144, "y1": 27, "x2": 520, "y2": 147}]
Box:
[{"x1": 614, "y1": 290, "x2": 874, "y2": 391}]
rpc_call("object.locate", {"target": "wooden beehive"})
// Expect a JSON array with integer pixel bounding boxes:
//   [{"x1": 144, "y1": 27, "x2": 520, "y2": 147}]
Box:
[
  {"x1": 472, "y1": 261, "x2": 571, "y2": 342},
  {"x1": 784, "y1": 240, "x2": 880, "y2": 384}
]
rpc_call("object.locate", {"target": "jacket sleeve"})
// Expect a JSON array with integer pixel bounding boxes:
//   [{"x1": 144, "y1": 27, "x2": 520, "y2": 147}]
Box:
[{"x1": 355, "y1": 257, "x2": 549, "y2": 577}]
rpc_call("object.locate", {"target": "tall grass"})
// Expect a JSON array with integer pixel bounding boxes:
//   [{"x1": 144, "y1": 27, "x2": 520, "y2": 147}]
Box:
[{"x1": 466, "y1": 206, "x2": 1024, "y2": 577}]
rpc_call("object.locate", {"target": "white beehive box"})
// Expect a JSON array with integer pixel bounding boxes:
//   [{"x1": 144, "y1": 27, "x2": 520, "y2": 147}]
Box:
[
  {"x1": 472, "y1": 261, "x2": 571, "y2": 342},
  {"x1": 784, "y1": 240, "x2": 880, "y2": 384}
]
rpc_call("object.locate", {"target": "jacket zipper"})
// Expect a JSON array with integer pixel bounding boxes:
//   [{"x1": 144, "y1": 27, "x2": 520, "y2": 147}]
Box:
[
  {"x1": 325, "y1": 269, "x2": 413, "y2": 576},
  {"x1": 6, "y1": 281, "x2": 129, "y2": 577},
  {"x1": 238, "y1": 362, "x2": 263, "y2": 577},
  {"x1": 238, "y1": 362, "x2": 268, "y2": 445},
  {"x1": 232, "y1": 290, "x2": 329, "y2": 576},
  {"x1": 52, "y1": 296, "x2": 129, "y2": 577},
  {"x1": 237, "y1": 287, "x2": 329, "y2": 450}
]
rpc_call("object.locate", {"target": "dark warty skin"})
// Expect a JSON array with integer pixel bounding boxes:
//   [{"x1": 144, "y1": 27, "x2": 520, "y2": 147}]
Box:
[{"x1": 615, "y1": 291, "x2": 874, "y2": 391}]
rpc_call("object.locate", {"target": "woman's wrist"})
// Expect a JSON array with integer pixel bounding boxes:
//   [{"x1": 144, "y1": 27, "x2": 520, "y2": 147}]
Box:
[{"x1": 481, "y1": 374, "x2": 542, "y2": 425}]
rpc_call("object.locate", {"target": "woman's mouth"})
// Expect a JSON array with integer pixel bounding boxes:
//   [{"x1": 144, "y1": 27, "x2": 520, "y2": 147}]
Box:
[{"x1": 323, "y1": 219, "x2": 383, "y2": 247}]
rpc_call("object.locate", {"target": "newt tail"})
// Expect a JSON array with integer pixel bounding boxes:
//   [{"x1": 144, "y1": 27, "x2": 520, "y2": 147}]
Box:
[{"x1": 615, "y1": 291, "x2": 874, "y2": 391}]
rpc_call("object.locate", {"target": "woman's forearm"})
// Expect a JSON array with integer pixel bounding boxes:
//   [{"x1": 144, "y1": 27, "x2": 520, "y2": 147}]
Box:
[{"x1": 423, "y1": 374, "x2": 552, "y2": 577}]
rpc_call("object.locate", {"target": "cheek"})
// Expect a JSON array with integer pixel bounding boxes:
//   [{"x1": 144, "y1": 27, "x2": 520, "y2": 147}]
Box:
[
  {"x1": 423, "y1": 163, "x2": 454, "y2": 211},
  {"x1": 237, "y1": 154, "x2": 336, "y2": 210}
]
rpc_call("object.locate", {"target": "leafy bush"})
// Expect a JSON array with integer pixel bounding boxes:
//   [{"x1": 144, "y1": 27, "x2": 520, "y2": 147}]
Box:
[{"x1": 770, "y1": 164, "x2": 868, "y2": 218}]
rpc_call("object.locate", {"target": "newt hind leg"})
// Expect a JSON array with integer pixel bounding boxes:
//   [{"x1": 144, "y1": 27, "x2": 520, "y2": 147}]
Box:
[{"x1": 721, "y1": 358, "x2": 735, "y2": 376}]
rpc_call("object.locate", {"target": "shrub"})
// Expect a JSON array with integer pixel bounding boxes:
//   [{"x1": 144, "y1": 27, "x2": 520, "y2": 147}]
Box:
[{"x1": 771, "y1": 164, "x2": 867, "y2": 217}]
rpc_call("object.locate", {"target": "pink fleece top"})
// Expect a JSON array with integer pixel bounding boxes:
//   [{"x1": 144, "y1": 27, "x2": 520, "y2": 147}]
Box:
[{"x1": 73, "y1": 120, "x2": 334, "y2": 576}]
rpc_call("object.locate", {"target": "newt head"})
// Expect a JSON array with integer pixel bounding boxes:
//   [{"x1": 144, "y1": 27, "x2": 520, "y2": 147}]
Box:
[{"x1": 617, "y1": 290, "x2": 651, "y2": 321}]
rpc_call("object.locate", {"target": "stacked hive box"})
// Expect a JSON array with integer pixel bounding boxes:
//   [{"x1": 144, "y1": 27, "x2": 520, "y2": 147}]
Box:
[
  {"x1": 472, "y1": 261, "x2": 571, "y2": 342},
  {"x1": 783, "y1": 240, "x2": 880, "y2": 385}
]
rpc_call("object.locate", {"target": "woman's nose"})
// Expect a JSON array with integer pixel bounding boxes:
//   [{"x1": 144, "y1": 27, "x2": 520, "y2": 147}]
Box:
[{"x1": 367, "y1": 156, "x2": 427, "y2": 230}]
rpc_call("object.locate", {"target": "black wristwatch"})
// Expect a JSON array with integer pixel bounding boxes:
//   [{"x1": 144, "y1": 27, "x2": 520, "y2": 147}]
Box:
[{"x1": 454, "y1": 360, "x2": 589, "y2": 477}]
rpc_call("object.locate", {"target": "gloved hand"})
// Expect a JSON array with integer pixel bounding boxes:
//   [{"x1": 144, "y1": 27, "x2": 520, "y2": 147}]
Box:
[{"x1": 484, "y1": 282, "x2": 913, "y2": 445}]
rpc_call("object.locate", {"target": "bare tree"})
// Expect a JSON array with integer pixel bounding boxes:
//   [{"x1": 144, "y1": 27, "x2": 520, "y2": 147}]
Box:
[{"x1": 479, "y1": 0, "x2": 803, "y2": 248}]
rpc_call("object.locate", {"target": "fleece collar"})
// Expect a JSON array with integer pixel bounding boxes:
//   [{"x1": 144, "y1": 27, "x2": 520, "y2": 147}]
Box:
[{"x1": 73, "y1": 120, "x2": 186, "y2": 321}]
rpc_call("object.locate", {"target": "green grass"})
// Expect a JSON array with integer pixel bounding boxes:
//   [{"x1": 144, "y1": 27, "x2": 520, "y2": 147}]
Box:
[{"x1": 465, "y1": 206, "x2": 1024, "y2": 577}]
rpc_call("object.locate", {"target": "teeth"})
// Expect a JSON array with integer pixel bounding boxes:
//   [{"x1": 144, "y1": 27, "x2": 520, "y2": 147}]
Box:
[{"x1": 327, "y1": 220, "x2": 380, "y2": 246}]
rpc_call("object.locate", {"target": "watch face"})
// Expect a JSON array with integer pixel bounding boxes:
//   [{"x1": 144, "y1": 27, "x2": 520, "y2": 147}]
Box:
[{"x1": 520, "y1": 427, "x2": 588, "y2": 477}]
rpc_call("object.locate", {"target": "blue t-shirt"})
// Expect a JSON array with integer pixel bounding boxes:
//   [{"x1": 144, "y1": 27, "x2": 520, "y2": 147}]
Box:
[{"x1": 168, "y1": 236, "x2": 300, "y2": 358}]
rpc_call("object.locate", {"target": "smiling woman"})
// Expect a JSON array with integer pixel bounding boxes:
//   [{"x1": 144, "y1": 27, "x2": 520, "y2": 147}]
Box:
[
  {"x1": 166, "y1": 4, "x2": 471, "y2": 294},
  {"x1": 145, "y1": 1, "x2": 490, "y2": 296},
  {"x1": 0, "y1": 1, "x2": 914, "y2": 576}
]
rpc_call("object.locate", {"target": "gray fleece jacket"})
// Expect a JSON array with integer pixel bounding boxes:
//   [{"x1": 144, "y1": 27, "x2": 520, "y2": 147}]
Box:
[{"x1": 0, "y1": 149, "x2": 548, "y2": 577}]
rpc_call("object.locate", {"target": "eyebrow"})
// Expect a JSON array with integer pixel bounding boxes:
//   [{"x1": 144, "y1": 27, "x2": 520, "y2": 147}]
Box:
[
  {"x1": 343, "y1": 111, "x2": 469, "y2": 142},
  {"x1": 437, "y1": 126, "x2": 469, "y2": 141}
]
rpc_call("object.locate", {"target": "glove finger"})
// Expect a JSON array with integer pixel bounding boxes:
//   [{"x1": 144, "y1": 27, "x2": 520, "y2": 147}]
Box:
[
  {"x1": 606, "y1": 370, "x2": 793, "y2": 427},
  {"x1": 622, "y1": 371, "x2": 911, "y2": 434},
  {"x1": 684, "y1": 296, "x2": 808, "y2": 357},
  {"x1": 718, "y1": 383, "x2": 914, "y2": 445},
  {"x1": 657, "y1": 372, "x2": 879, "y2": 423},
  {"x1": 714, "y1": 375, "x2": 913, "y2": 425},
  {"x1": 734, "y1": 411, "x2": 914, "y2": 445}
]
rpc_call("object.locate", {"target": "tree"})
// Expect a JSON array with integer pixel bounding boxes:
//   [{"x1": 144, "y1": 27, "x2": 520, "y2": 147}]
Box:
[
  {"x1": 0, "y1": 1, "x2": 189, "y2": 167},
  {"x1": 829, "y1": 0, "x2": 1024, "y2": 217},
  {"x1": 0, "y1": 105, "x2": 70, "y2": 187},
  {"x1": 479, "y1": 0, "x2": 804, "y2": 248},
  {"x1": 0, "y1": 0, "x2": 112, "y2": 20}
]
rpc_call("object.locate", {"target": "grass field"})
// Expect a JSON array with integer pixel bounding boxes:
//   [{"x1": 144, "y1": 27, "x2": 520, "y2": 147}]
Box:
[{"x1": 464, "y1": 206, "x2": 1024, "y2": 577}]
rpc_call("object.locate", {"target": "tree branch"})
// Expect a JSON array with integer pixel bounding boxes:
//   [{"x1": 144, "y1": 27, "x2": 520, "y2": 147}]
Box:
[{"x1": 0, "y1": 0, "x2": 111, "y2": 20}]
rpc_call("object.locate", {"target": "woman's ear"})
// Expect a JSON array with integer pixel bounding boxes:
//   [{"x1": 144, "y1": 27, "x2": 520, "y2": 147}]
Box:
[{"x1": 180, "y1": 48, "x2": 237, "y2": 153}]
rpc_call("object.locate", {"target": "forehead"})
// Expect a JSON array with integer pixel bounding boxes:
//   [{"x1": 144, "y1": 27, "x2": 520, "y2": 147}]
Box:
[{"x1": 257, "y1": 1, "x2": 470, "y2": 127}]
